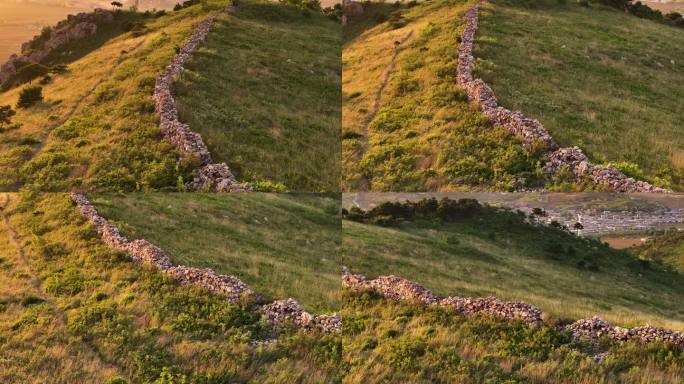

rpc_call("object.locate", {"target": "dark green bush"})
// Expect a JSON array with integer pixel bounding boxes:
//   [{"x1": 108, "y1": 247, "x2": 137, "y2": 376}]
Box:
[{"x1": 17, "y1": 86, "x2": 44, "y2": 108}]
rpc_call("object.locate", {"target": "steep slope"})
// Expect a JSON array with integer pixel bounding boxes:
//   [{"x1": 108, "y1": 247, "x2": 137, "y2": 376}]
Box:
[
  {"x1": 342, "y1": 199, "x2": 684, "y2": 330},
  {"x1": 174, "y1": 1, "x2": 341, "y2": 192},
  {"x1": 633, "y1": 229, "x2": 684, "y2": 273},
  {"x1": 475, "y1": 0, "x2": 684, "y2": 190},
  {"x1": 0, "y1": 193, "x2": 340, "y2": 383},
  {"x1": 0, "y1": 4, "x2": 216, "y2": 192},
  {"x1": 90, "y1": 192, "x2": 342, "y2": 312},
  {"x1": 342, "y1": 290, "x2": 684, "y2": 383},
  {"x1": 342, "y1": 0, "x2": 546, "y2": 192}
]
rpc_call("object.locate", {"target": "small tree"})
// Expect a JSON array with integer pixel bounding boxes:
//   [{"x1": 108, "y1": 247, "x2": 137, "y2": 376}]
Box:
[
  {"x1": 17, "y1": 86, "x2": 43, "y2": 108},
  {"x1": 573, "y1": 222, "x2": 584, "y2": 235},
  {"x1": 111, "y1": 1, "x2": 123, "y2": 10},
  {"x1": 0, "y1": 105, "x2": 16, "y2": 128}
]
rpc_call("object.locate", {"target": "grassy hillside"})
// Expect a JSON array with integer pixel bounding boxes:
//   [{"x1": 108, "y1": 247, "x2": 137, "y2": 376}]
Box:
[
  {"x1": 342, "y1": 199, "x2": 684, "y2": 330},
  {"x1": 174, "y1": 1, "x2": 341, "y2": 192},
  {"x1": 633, "y1": 229, "x2": 684, "y2": 273},
  {"x1": 0, "y1": 193, "x2": 340, "y2": 383},
  {"x1": 0, "y1": 3, "x2": 228, "y2": 192},
  {"x1": 343, "y1": 290, "x2": 684, "y2": 383},
  {"x1": 91, "y1": 193, "x2": 341, "y2": 312},
  {"x1": 475, "y1": 0, "x2": 684, "y2": 190},
  {"x1": 342, "y1": 0, "x2": 546, "y2": 192}
]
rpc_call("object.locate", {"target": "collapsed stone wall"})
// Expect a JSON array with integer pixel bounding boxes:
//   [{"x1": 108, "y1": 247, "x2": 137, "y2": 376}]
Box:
[
  {"x1": 342, "y1": 268, "x2": 684, "y2": 349},
  {"x1": 152, "y1": 5, "x2": 250, "y2": 192},
  {"x1": 0, "y1": 9, "x2": 114, "y2": 84},
  {"x1": 456, "y1": 2, "x2": 666, "y2": 193},
  {"x1": 71, "y1": 192, "x2": 340, "y2": 333}
]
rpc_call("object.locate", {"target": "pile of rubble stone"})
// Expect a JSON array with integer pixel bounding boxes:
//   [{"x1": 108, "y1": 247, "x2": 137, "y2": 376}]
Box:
[
  {"x1": 568, "y1": 317, "x2": 684, "y2": 348},
  {"x1": 343, "y1": 267, "x2": 684, "y2": 348},
  {"x1": 456, "y1": 1, "x2": 666, "y2": 193},
  {"x1": 0, "y1": 9, "x2": 114, "y2": 84},
  {"x1": 71, "y1": 192, "x2": 339, "y2": 333},
  {"x1": 262, "y1": 299, "x2": 342, "y2": 334},
  {"x1": 152, "y1": 5, "x2": 250, "y2": 192}
]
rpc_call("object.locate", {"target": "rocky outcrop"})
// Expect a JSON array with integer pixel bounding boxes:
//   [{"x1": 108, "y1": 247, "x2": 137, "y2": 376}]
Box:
[
  {"x1": 341, "y1": 0, "x2": 364, "y2": 26},
  {"x1": 456, "y1": 1, "x2": 666, "y2": 193},
  {"x1": 0, "y1": 9, "x2": 114, "y2": 84},
  {"x1": 152, "y1": 5, "x2": 250, "y2": 192},
  {"x1": 343, "y1": 268, "x2": 684, "y2": 348},
  {"x1": 71, "y1": 192, "x2": 338, "y2": 333}
]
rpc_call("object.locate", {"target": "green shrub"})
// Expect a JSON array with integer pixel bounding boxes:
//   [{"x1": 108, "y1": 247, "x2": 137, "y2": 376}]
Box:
[{"x1": 17, "y1": 86, "x2": 44, "y2": 108}]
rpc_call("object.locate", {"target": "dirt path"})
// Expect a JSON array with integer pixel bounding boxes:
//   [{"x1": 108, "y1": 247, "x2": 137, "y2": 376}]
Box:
[
  {"x1": 0, "y1": 194, "x2": 122, "y2": 377},
  {"x1": 20, "y1": 37, "x2": 148, "y2": 184},
  {"x1": 357, "y1": 30, "x2": 414, "y2": 191}
]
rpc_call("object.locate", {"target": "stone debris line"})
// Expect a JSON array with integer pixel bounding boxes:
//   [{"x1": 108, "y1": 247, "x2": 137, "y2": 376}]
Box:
[
  {"x1": 0, "y1": 9, "x2": 114, "y2": 84},
  {"x1": 456, "y1": 2, "x2": 666, "y2": 193},
  {"x1": 342, "y1": 267, "x2": 684, "y2": 348},
  {"x1": 152, "y1": 5, "x2": 251, "y2": 192},
  {"x1": 71, "y1": 192, "x2": 340, "y2": 333}
]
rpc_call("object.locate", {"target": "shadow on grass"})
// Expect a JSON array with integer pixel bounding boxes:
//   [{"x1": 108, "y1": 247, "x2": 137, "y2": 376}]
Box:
[{"x1": 343, "y1": 2, "x2": 403, "y2": 44}]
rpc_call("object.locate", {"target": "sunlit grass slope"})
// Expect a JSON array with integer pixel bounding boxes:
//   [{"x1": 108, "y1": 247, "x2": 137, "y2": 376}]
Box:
[
  {"x1": 342, "y1": 0, "x2": 545, "y2": 192},
  {"x1": 475, "y1": 0, "x2": 684, "y2": 190},
  {"x1": 0, "y1": 193, "x2": 340, "y2": 383},
  {"x1": 343, "y1": 291, "x2": 684, "y2": 383},
  {"x1": 0, "y1": 2, "x2": 235, "y2": 192},
  {"x1": 174, "y1": 1, "x2": 341, "y2": 192},
  {"x1": 633, "y1": 229, "x2": 684, "y2": 273},
  {"x1": 342, "y1": 206, "x2": 684, "y2": 330},
  {"x1": 91, "y1": 193, "x2": 341, "y2": 312}
]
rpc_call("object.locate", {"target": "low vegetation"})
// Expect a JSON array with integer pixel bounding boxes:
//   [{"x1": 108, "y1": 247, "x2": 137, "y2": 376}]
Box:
[
  {"x1": 633, "y1": 228, "x2": 684, "y2": 273},
  {"x1": 342, "y1": 198, "x2": 684, "y2": 329},
  {"x1": 174, "y1": 0, "x2": 341, "y2": 192},
  {"x1": 91, "y1": 192, "x2": 341, "y2": 312},
  {"x1": 342, "y1": 290, "x2": 684, "y2": 383},
  {"x1": 343, "y1": 0, "x2": 546, "y2": 192},
  {"x1": 0, "y1": 193, "x2": 340, "y2": 383},
  {"x1": 475, "y1": 0, "x2": 684, "y2": 190}
]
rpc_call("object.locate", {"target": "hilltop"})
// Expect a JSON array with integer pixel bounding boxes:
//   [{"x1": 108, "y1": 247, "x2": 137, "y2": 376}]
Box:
[
  {"x1": 0, "y1": 0, "x2": 340, "y2": 192},
  {"x1": 342, "y1": 0, "x2": 684, "y2": 192}
]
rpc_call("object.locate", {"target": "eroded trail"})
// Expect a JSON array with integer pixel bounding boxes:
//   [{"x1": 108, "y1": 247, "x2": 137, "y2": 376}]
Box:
[
  {"x1": 0, "y1": 194, "x2": 122, "y2": 378},
  {"x1": 357, "y1": 30, "x2": 414, "y2": 191}
]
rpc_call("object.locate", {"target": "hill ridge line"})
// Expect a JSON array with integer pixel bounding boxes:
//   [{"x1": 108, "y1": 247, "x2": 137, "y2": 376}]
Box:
[
  {"x1": 152, "y1": 5, "x2": 251, "y2": 192},
  {"x1": 70, "y1": 192, "x2": 341, "y2": 334},
  {"x1": 342, "y1": 267, "x2": 684, "y2": 349},
  {"x1": 456, "y1": 1, "x2": 668, "y2": 193}
]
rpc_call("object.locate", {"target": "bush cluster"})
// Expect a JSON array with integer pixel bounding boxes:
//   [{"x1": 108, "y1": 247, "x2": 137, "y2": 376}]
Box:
[
  {"x1": 342, "y1": 197, "x2": 484, "y2": 226},
  {"x1": 596, "y1": 0, "x2": 684, "y2": 28}
]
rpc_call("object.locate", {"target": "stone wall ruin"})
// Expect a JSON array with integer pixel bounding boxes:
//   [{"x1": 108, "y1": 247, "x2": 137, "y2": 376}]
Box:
[
  {"x1": 152, "y1": 5, "x2": 251, "y2": 192},
  {"x1": 342, "y1": 267, "x2": 684, "y2": 349},
  {"x1": 456, "y1": 1, "x2": 667, "y2": 193},
  {"x1": 71, "y1": 192, "x2": 340, "y2": 334}
]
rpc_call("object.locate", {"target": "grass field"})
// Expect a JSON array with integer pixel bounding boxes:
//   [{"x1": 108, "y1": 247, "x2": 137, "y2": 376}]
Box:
[
  {"x1": 0, "y1": 2, "x2": 230, "y2": 191},
  {"x1": 342, "y1": 203, "x2": 684, "y2": 330},
  {"x1": 343, "y1": 291, "x2": 684, "y2": 383},
  {"x1": 633, "y1": 229, "x2": 684, "y2": 273},
  {"x1": 0, "y1": 193, "x2": 341, "y2": 383},
  {"x1": 342, "y1": 0, "x2": 547, "y2": 192},
  {"x1": 91, "y1": 193, "x2": 342, "y2": 312},
  {"x1": 475, "y1": 0, "x2": 684, "y2": 190},
  {"x1": 174, "y1": 1, "x2": 341, "y2": 192}
]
